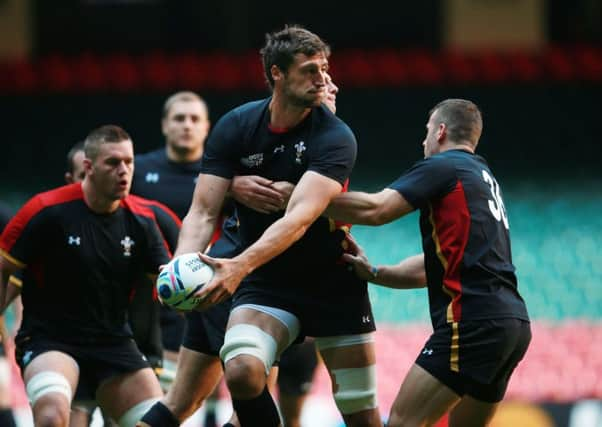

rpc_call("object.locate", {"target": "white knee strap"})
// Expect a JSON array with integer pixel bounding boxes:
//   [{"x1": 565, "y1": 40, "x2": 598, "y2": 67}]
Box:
[
  {"x1": 314, "y1": 333, "x2": 374, "y2": 350},
  {"x1": 220, "y1": 324, "x2": 278, "y2": 375},
  {"x1": 118, "y1": 397, "x2": 160, "y2": 427},
  {"x1": 0, "y1": 359, "x2": 11, "y2": 386},
  {"x1": 26, "y1": 371, "x2": 72, "y2": 406},
  {"x1": 331, "y1": 364, "x2": 378, "y2": 414}
]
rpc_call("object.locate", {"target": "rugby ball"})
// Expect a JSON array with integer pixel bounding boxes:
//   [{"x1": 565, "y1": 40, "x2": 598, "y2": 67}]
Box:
[{"x1": 156, "y1": 252, "x2": 214, "y2": 311}]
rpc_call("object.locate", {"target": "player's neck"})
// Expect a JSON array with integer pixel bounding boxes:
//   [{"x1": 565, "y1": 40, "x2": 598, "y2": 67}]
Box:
[
  {"x1": 82, "y1": 180, "x2": 122, "y2": 214},
  {"x1": 269, "y1": 93, "x2": 311, "y2": 130},
  {"x1": 166, "y1": 145, "x2": 203, "y2": 163}
]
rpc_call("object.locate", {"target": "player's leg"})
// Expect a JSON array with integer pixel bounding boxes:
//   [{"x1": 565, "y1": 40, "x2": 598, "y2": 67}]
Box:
[
  {"x1": 22, "y1": 351, "x2": 80, "y2": 427},
  {"x1": 163, "y1": 348, "x2": 223, "y2": 422},
  {"x1": 96, "y1": 367, "x2": 162, "y2": 427},
  {"x1": 222, "y1": 306, "x2": 299, "y2": 427},
  {"x1": 448, "y1": 396, "x2": 498, "y2": 427},
  {"x1": 0, "y1": 352, "x2": 17, "y2": 427},
  {"x1": 387, "y1": 363, "x2": 460, "y2": 427},
  {"x1": 316, "y1": 334, "x2": 382, "y2": 427},
  {"x1": 277, "y1": 340, "x2": 318, "y2": 427}
]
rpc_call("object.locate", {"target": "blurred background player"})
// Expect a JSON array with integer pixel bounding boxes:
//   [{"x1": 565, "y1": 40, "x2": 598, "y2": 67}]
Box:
[
  {"x1": 0, "y1": 125, "x2": 167, "y2": 426},
  {"x1": 0, "y1": 202, "x2": 16, "y2": 427},
  {"x1": 131, "y1": 91, "x2": 211, "y2": 386},
  {"x1": 327, "y1": 99, "x2": 531, "y2": 426}
]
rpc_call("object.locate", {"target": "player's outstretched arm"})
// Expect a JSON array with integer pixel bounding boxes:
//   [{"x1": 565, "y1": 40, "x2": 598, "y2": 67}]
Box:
[
  {"x1": 342, "y1": 236, "x2": 426, "y2": 289},
  {"x1": 326, "y1": 188, "x2": 415, "y2": 225},
  {"x1": 195, "y1": 171, "x2": 342, "y2": 308},
  {"x1": 176, "y1": 173, "x2": 231, "y2": 256}
]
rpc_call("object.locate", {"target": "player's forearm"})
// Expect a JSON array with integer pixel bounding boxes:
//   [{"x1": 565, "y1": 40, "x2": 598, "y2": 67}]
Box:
[
  {"x1": 233, "y1": 214, "x2": 309, "y2": 276},
  {"x1": 371, "y1": 254, "x2": 426, "y2": 289},
  {"x1": 175, "y1": 211, "x2": 219, "y2": 256},
  {"x1": 325, "y1": 192, "x2": 386, "y2": 225}
]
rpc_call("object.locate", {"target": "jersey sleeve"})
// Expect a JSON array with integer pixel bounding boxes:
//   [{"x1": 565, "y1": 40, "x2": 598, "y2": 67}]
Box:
[
  {"x1": 200, "y1": 109, "x2": 244, "y2": 179},
  {"x1": 0, "y1": 195, "x2": 49, "y2": 268},
  {"x1": 142, "y1": 219, "x2": 171, "y2": 274},
  {"x1": 147, "y1": 203, "x2": 181, "y2": 254},
  {"x1": 308, "y1": 123, "x2": 357, "y2": 185},
  {"x1": 388, "y1": 156, "x2": 458, "y2": 210}
]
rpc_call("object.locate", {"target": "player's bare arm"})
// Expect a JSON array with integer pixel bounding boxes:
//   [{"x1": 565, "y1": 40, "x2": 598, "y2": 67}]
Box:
[
  {"x1": 195, "y1": 171, "x2": 342, "y2": 309},
  {"x1": 343, "y1": 236, "x2": 426, "y2": 289},
  {"x1": 175, "y1": 173, "x2": 231, "y2": 256},
  {"x1": 230, "y1": 175, "x2": 287, "y2": 214},
  {"x1": 0, "y1": 256, "x2": 19, "y2": 314},
  {"x1": 326, "y1": 188, "x2": 415, "y2": 225}
]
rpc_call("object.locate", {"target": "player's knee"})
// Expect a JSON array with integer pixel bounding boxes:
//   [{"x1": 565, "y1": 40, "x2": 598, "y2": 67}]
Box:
[
  {"x1": 330, "y1": 364, "x2": 378, "y2": 416},
  {"x1": 35, "y1": 403, "x2": 70, "y2": 427},
  {"x1": 220, "y1": 324, "x2": 278, "y2": 375},
  {"x1": 224, "y1": 355, "x2": 266, "y2": 399},
  {"x1": 118, "y1": 397, "x2": 160, "y2": 427}
]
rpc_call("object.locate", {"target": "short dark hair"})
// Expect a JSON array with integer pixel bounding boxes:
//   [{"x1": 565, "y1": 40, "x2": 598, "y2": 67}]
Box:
[
  {"x1": 430, "y1": 99, "x2": 483, "y2": 147},
  {"x1": 162, "y1": 91, "x2": 208, "y2": 119},
  {"x1": 66, "y1": 140, "x2": 85, "y2": 174},
  {"x1": 84, "y1": 125, "x2": 131, "y2": 161},
  {"x1": 260, "y1": 25, "x2": 330, "y2": 88}
]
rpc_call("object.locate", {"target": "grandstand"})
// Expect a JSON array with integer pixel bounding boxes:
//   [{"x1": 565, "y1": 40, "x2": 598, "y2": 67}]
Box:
[{"x1": 2, "y1": 1, "x2": 601, "y2": 426}]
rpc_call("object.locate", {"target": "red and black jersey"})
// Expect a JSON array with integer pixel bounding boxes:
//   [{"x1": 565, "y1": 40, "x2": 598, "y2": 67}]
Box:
[
  {"x1": 389, "y1": 149, "x2": 529, "y2": 329},
  {"x1": 0, "y1": 183, "x2": 170, "y2": 343}
]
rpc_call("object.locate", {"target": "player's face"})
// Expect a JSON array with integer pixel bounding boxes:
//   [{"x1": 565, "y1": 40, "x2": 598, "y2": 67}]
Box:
[
  {"x1": 66, "y1": 150, "x2": 86, "y2": 183},
  {"x1": 422, "y1": 111, "x2": 441, "y2": 158},
  {"x1": 162, "y1": 100, "x2": 209, "y2": 155},
  {"x1": 323, "y1": 73, "x2": 339, "y2": 113},
  {"x1": 88, "y1": 140, "x2": 134, "y2": 200},
  {"x1": 279, "y1": 52, "x2": 328, "y2": 108}
]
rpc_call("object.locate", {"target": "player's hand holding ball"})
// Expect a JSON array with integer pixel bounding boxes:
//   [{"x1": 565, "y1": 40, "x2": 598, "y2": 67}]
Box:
[{"x1": 156, "y1": 252, "x2": 214, "y2": 311}]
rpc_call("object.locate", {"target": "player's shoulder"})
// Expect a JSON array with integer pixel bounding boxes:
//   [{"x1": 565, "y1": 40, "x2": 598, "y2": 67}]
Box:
[
  {"x1": 223, "y1": 98, "x2": 270, "y2": 127},
  {"x1": 34, "y1": 183, "x2": 84, "y2": 208},
  {"x1": 135, "y1": 148, "x2": 165, "y2": 167},
  {"x1": 127, "y1": 194, "x2": 181, "y2": 224},
  {"x1": 121, "y1": 194, "x2": 158, "y2": 222},
  {"x1": 313, "y1": 105, "x2": 356, "y2": 144}
]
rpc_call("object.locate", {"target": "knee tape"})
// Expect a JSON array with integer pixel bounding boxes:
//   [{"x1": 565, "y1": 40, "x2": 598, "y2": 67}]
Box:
[
  {"x1": 26, "y1": 371, "x2": 72, "y2": 406},
  {"x1": 0, "y1": 359, "x2": 11, "y2": 386},
  {"x1": 220, "y1": 324, "x2": 278, "y2": 375},
  {"x1": 314, "y1": 333, "x2": 374, "y2": 351},
  {"x1": 118, "y1": 397, "x2": 160, "y2": 427},
  {"x1": 331, "y1": 364, "x2": 378, "y2": 414}
]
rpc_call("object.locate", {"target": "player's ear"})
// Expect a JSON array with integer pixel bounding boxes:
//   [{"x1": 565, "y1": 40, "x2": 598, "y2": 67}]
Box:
[
  {"x1": 436, "y1": 123, "x2": 447, "y2": 143},
  {"x1": 64, "y1": 172, "x2": 73, "y2": 184},
  {"x1": 161, "y1": 117, "x2": 168, "y2": 137},
  {"x1": 271, "y1": 65, "x2": 284, "y2": 83},
  {"x1": 83, "y1": 158, "x2": 93, "y2": 174}
]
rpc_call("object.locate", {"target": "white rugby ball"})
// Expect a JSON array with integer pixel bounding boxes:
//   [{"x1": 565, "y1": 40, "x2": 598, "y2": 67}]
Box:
[{"x1": 156, "y1": 253, "x2": 214, "y2": 311}]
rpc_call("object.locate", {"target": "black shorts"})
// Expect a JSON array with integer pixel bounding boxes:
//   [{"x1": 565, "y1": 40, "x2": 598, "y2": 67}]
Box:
[
  {"x1": 416, "y1": 318, "x2": 531, "y2": 403},
  {"x1": 277, "y1": 339, "x2": 318, "y2": 396},
  {"x1": 15, "y1": 334, "x2": 151, "y2": 401},
  {"x1": 182, "y1": 298, "x2": 232, "y2": 356},
  {"x1": 160, "y1": 307, "x2": 186, "y2": 352},
  {"x1": 232, "y1": 263, "x2": 376, "y2": 339}
]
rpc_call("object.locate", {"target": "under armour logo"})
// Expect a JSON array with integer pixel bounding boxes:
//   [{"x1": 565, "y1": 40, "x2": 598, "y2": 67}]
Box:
[
  {"x1": 422, "y1": 348, "x2": 433, "y2": 356},
  {"x1": 145, "y1": 172, "x2": 159, "y2": 183},
  {"x1": 121, "y1": 236, "x2": 135, "y2": 257},
  {"x1": 68, "y1": 235, "x2": 81, "y2": 246},
  {"x1": 362, "y1": 315, "x2": 371, "y2": 324},
  {"x1": 294, "y1": 141, "x2": 306, "y2": 164},
  {"x1": 273, "y1": 145, "x2": 285, "y2": 154}
]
